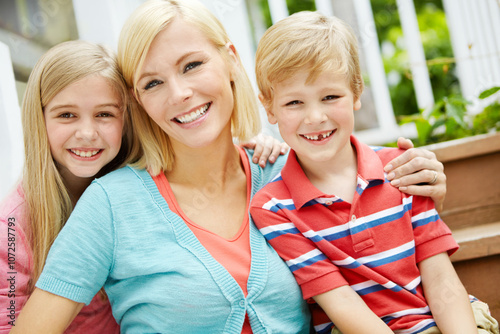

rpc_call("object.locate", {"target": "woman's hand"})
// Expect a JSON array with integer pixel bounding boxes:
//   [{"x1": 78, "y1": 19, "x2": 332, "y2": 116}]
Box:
[
  {"x1": 385, "y1": 137, "x2": 447, "y2": 212},
  {"x1": 240, "y1": 133, "x2": 289, "y2": 167}
]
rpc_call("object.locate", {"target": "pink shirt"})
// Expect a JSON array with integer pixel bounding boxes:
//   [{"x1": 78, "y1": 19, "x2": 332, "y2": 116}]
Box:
[{"x1": 0, "y1": 183, "x2": 120, "y2": 333}]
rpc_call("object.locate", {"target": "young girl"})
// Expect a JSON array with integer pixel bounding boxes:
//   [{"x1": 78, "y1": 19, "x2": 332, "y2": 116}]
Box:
[
  {"x1": 0, "y1": 40, "x2": 131, "y2": 333},
  {"x1": 11, "y1": 1, "x2": 448, "y2": 332}
]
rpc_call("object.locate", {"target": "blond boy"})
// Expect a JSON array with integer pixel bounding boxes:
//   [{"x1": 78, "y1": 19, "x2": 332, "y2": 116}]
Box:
[{"x1": 250, "y1": 11, "x2": 496, "y2": 334}]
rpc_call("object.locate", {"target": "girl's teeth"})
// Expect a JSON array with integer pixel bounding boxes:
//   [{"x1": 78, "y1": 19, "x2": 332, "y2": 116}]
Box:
[
  {"x1": 303, "y1": 131, "x2": 333, "y2": 141},
  {"x1": 71, "y1": 149, "x2": 100, "y2": 157},
  {"x1": 176, "y1": 103, "x2": 210, "y2": 124}
]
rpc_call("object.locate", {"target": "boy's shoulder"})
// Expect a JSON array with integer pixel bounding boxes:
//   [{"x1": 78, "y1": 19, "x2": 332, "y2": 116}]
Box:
[{"x1": 367, "y1": 145, "x2": 406, "y2": 165}]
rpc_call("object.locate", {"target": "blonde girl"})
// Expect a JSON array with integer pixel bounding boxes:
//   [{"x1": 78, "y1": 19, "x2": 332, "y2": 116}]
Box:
[{"x1": 0, "y1": 40, "x2": 133, "y2": 333}]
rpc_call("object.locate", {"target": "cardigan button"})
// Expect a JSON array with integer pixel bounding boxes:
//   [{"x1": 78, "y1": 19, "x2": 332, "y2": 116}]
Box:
[{"x1": 239, "y1": 300, "x2": 246, "y2": 308}]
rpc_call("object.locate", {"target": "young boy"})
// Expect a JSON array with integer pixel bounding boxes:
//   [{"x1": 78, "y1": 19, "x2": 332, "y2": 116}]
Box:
[{"x1": 250, "y1": 11, "x2": 498, "y2": 334}]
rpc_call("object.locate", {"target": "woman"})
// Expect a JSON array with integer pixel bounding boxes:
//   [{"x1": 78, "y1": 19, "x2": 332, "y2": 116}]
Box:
[{"x1": 12, "y1": 1, "x2": 446, "y2": 333}]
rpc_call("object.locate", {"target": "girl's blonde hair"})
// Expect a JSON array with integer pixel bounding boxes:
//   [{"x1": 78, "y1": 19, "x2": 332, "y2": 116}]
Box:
[
  {"x1": 22, "y1": 40, "x2": 134, "y2": 292},
  {"x1": 256, "y1": 11, "x2": 364, "y2": 110},
  {"x1": 118, "y1": 0, "x2": 260, "y2": 174}
]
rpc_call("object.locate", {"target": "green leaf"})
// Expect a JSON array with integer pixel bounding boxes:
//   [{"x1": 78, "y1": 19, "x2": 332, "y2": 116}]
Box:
[
  {"x1": 479, "y1": 86, "x2": 500, "y2": 99},
  {"x1": 444, "y1": 98, "x2": 468, "y2": 129}
]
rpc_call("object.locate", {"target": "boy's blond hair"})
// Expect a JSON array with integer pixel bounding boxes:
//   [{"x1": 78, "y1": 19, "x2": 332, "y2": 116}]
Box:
[
  {"x1": 117, "y1": 0, "x2": 260, "y2": 174},
  {"x1": 256, "y1": 11, "x2": 364, "y2": 110}
]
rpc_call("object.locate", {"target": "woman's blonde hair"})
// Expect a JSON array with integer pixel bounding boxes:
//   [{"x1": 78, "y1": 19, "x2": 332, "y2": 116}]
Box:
[
  {"x1": 22, "y1": 40, "x2": 134, "y2": 292},
  {"x1": 118, "y1": 0, "x2": 260, "y2": 174},
  {"x1": 256, "y1": 11, "x2": 364, "y2": 110}
]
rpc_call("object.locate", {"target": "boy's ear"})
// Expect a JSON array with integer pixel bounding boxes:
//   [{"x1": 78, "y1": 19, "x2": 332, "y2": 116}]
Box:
[
  {"x1": 354, "y1": 99, "x2": 362, "y2": 111},
  {"x1": 258, "y1": 93, "x2": 277, "y2": 124}
]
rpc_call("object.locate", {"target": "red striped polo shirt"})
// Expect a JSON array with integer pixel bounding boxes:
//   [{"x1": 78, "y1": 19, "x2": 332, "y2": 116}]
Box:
[{"x1": 250, "y1": 135, "x2": 458, "y2": 334}]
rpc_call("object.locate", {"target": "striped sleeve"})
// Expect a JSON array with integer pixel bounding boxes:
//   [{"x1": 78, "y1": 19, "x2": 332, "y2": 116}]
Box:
[{"x1": 410, "y1": 195, "x2": 459, "y2": 263}]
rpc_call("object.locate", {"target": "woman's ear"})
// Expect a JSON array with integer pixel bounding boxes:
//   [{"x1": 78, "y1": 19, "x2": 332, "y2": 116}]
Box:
[{"x1": 225, "y1": 42, "x2": 239, "y2": 80}]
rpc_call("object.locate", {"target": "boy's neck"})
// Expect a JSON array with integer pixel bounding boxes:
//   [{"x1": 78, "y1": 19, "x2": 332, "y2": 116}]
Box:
[{"x1": 297, "y1": 142, "x2": 358, "y2": 203}]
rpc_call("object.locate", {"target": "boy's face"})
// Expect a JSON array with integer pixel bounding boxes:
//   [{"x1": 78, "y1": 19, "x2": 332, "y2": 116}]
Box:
[{"x1": 263, "y1": 68, "x2": 361, "y2": 167}]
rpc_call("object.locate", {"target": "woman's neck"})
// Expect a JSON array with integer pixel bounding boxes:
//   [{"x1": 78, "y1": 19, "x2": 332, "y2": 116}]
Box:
[{"x1": 166, "y1": 136, "x2": 243, "y2": 187}]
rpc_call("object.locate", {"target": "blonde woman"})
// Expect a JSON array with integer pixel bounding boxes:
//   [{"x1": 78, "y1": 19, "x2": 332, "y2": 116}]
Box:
[{"x1": 12, "y1": 1, "x2": 447, "y2": 333}]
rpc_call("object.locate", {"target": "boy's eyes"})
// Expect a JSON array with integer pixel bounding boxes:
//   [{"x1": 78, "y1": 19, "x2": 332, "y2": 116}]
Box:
[
  {"x1": 285, "y1": 100, "x2": 302, "y2": 106},
  {"x1": 323, "y1": 95, "x2": 340, "y2": 101}
]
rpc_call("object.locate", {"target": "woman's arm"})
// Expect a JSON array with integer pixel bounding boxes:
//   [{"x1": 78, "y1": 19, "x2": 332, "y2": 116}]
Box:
[
  {"x1": 386, "y1": 137, "x2": 446, "y2": 212},
  {"x1": 313, "y1": 286, "x2": 393, "y2": 334},
  {"x1": 418, "y1": 252, "x2": 476, "y2": 334},
  {"x1": 9, "y1": 288, "x2": 83, "y2": 334}
]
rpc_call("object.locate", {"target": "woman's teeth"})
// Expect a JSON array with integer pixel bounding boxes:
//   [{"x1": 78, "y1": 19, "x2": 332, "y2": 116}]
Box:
[
  {"x1": 71, "y1": 149, "x2": 100, "y2": 157},
  {"x1": 303, "y1": 131, "x2": 334, "y2": 141},
  {"x1": 175, "y1": 103, "x2": 210, "y2": 124}
]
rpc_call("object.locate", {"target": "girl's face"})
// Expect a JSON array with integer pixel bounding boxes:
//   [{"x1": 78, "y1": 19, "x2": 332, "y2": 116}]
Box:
[
  {"x1": 44, "y1": 75, "x2": 124, "y2": 180},
  {"x1": 136, "y1": 18, "x2": 237, "y2": 151}
]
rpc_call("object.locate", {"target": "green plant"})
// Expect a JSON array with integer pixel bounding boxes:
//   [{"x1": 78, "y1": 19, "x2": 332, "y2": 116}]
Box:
[{"x1": 400, "y1": 86, "x2": 500, "y2": 146}]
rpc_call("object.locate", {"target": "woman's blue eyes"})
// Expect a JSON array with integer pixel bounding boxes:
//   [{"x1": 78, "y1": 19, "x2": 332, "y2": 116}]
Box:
[
  {"x1": 143, "y1": 61, "x2": 204, "y2": 91},
  {"x1": 184, "y1": 61, "x2": 203, "y2": 72},
  {"x1": 58, "y1": 113, "x2": 74, "y2": 118},
  {"x1": 144, "y1": 79, "x2": 162, "y2": 90}
]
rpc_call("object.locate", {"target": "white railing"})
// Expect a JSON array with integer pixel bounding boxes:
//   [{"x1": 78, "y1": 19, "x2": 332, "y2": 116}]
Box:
[{"x1": 2, "y1": 0, "x2": 500, "y2": 199}]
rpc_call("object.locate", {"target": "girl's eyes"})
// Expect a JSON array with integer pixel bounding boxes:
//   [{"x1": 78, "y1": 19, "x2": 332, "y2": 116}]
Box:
[
  {"x1": 58, "y1": 112, "x2": 75, "y2": 118},
  {"x1": 96, "y1": 112, "x2": 114, "y2": 118},
  {"x1": 144, "y1": 79, "x2": 163, "y2": 91}
]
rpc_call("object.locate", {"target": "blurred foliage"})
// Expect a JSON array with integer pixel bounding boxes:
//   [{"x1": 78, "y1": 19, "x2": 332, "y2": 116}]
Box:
[
  {"x1": 400, "y1": 87, "x2": 500, "y2": 146},
  {"x1": 371, "y1": 0, "x2": 460, "y2": 118},
  {"x1": 257, "y1": 0, "x2": 316, "y2": 28}
]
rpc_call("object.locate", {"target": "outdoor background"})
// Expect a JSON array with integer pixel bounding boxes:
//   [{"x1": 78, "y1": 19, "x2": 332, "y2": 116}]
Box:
[{"x1": 1, "y1": 0, "x2": 499, "y2": 200}]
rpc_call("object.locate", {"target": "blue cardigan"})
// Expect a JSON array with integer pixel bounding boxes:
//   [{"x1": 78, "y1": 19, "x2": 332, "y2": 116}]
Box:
[{"x1": 37, "y1": 151, "x2": 311, "y2": 333}]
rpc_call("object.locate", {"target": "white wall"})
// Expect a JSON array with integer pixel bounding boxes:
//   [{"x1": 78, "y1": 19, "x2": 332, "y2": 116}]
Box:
[{"x1": 0, "y1": 42, "x2": 23, "y2": 201}]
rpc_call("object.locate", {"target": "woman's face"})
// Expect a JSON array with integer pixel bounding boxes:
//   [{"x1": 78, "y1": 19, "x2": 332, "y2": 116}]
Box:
[
  {"x1": 136, "y1": 18, "x2": 237, "y2": 150},
  {"x1": 44, "y1": 75, "x2": 124, "y2": 180}
]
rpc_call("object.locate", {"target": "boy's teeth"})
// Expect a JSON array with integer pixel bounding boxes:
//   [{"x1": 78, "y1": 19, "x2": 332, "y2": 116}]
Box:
[
  {"x1": 176, "y1": 103, "x2": 210, "y2": 124},
  {"x1": 303, "y1": 131, "x2": 333, "y2": 141},
  {"x1": 71, "y1": 149, "x2": 100, "y2": 157}
]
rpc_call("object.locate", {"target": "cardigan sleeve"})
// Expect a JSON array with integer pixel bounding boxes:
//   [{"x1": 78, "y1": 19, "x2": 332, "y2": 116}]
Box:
[{"x1": 36, "y1": 182, "x2": 116, "y2": 305}]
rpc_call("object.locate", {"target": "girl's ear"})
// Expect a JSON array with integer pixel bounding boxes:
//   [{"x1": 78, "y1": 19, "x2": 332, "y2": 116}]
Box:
[{"x1": 258, "y1": 93, "x2": 277, "y2": 125}]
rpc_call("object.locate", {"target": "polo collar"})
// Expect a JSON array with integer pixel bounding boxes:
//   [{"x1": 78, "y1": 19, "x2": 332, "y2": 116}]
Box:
[{"x1": 281, "y1": 135, "x2": 386, "y2": 209}]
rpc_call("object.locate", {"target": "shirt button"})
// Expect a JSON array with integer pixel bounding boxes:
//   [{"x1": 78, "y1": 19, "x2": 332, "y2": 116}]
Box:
[
  {"x1": 239, "y1": 300, "x2": 245, "y2": 308},
  {"x1": 351, "y1": 215, "x2": 356, "y2": 222},
  {"x1": 325, "y1": 201, "x2": 332, "y2": 205}
]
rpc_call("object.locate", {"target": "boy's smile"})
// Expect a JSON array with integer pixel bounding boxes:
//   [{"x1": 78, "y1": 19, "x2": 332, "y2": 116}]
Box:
[{"x1": 264, "y1": 67, "x2": 361, "y2": 169}]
